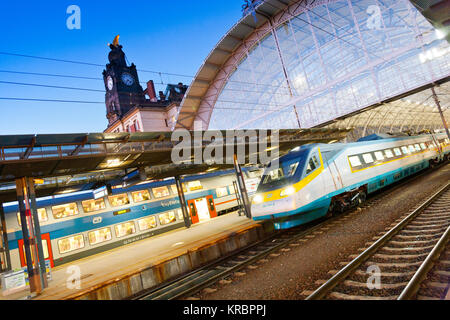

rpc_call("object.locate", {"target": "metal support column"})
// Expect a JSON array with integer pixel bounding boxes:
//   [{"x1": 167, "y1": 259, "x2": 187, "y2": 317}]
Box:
[
  {"x1": 27, "y1": 178, "x2": 48, "y2": 289},
  {"x1": 432, "y1": 87, "x2": 450, "y2": 140},
  {"x1": 0, "y1": 202, "x2": 11, "y2": 272},
  {"x1": 15, "y1": 178, "x2": 42, "y2": 294},
  {"x1": 175, "y1": 176, "x2": 191, "y2": 229},
  {"x1": 233, "y1": 154, "x2": 252, "y2": 219}
]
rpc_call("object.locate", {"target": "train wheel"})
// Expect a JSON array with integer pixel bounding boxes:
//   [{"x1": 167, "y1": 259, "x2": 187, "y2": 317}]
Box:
[
  {"x1": 358, "y1": 191, "x2": 367, "y2": 206},
  {"x1": 325, "y1": 201, "x2": 335, "y2": 218}
]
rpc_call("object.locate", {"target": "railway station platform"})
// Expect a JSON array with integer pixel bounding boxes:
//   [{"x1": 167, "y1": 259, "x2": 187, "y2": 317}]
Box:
[{"x1": 1, "y1": 212, "x2": 272, "y2": 300}]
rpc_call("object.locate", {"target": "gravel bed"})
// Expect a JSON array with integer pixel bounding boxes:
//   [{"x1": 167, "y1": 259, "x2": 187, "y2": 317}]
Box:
[{"x1": 190, "y1": 164, "x2": 450, "y2": 300}]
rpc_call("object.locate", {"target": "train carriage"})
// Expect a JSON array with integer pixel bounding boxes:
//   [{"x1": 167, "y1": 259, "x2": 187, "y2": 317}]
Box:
[
  {"x1": 3, "y1": 169, "x2": 262, "y2": 270},
  {"x1": 252, "y1": 132, "x2": 450, "y2": 230}
]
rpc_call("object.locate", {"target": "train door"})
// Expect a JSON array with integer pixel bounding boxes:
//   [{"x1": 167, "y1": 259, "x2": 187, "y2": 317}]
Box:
[
  {"x1": 18, "y1": 233, "x2": 54, "y2": 268},
  {"x1": 187, "y1": 200, "x2": 200, "y2": 224},
  {"x1": 187, "y1": 196, "x2": 218, "y2": 225},
  {"x1": 329, "y1": 161, "x2": 344, "y2": 191}
]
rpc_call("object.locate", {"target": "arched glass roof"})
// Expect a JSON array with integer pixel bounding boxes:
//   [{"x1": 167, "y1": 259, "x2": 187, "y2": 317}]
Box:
[{"x1": 177, "y1": 0, "x2": 450, "y2": 133}]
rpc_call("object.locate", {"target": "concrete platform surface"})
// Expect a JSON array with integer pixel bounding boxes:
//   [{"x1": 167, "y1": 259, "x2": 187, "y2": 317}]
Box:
[{"x1": 1, "y1": 213, "x2": 269, "y2": 300}]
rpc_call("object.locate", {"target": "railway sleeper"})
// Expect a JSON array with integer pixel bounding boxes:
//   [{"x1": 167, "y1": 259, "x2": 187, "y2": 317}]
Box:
[{"x1": 328, "y1": 292, "x2": 397, "y2": 300}]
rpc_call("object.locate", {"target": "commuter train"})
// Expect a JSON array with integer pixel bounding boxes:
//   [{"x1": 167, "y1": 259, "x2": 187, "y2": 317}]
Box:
[
  {"x1": 3, "y1": 169, "x2": 262, "y2": 269},
  {"x1": 252, "y1": 132, "x2": 450, "y2": 230}
]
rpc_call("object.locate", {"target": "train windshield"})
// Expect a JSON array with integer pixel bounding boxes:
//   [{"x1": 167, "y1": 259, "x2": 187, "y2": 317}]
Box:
[{"x1": 260, "y1": 150, "x2": 309, "y2": 188}]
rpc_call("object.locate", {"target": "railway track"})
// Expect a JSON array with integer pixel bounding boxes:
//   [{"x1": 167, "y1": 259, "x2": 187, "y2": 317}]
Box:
[
  {"x1": 133, "y1": 165, "x2": 448, "y2": 300},
  {"x1": 305, "y1": 182, "x2": 450, "y2": 300}
]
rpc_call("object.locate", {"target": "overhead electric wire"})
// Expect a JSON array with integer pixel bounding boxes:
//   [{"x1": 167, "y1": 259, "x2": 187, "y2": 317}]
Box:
[
  {"x1": 0, "y1": 96, "x2": 293, "y2": 111},
  {"x1": 0, "y1": 69, "x2": 293, "y2": 97}
]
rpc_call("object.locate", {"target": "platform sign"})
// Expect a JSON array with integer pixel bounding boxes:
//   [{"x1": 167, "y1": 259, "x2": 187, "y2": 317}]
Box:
[
  {"x1": 1, "y1": 270, "x2": 27, "y2": 296},
  {"x1": 45, "y1": 260, "x2": 52, "y2": 281}
]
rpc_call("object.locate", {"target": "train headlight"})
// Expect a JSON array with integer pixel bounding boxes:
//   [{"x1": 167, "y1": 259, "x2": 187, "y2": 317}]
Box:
[
  {"x1": 253, "y1": 194, "x2": 264, "y2": 204},
  {"x1": 280, "y1": 186, "x2": 296, "y2": 197}
]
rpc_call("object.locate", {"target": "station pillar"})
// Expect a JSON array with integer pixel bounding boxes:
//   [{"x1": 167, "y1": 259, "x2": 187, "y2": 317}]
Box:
[
  {"x1": 233, "y1": 154, "x2": 252, "y2": 219},
  {"x1": 175, "y1": 176, "x2": 191, "y2": 229},
  {"x1": 0, "y1": 202, "x2": 11, "y2": 272},
  {"x1": 432, "y1": 87, "x2": 450, "y2": 140},
  {"x1": 15, "y1": 178, "x2": 47, "y2": 293}
]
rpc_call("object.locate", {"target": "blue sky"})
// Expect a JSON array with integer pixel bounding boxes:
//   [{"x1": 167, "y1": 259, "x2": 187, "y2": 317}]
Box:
[{"x1": 0, "y1": 1, "x2": 244, "y2": 134}]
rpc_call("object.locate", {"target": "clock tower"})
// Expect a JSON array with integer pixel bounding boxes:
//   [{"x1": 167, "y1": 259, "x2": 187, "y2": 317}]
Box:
[{"x1": 103, "y1": 36, "x2": 146, "y2": 126}]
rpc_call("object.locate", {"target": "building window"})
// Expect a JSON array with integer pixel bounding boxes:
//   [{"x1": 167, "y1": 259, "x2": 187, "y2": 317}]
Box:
[
  {"x1": 109, "y1": 194, "x2": 130, "y2": 207},
  {"x1": 138, "y1": 216, "x2": 157, "y2": 231},
  {"x1": 115, "y1": 222, "x2": 136, "y2": 238},
  {"x1": 58, "y1": 235, "x2": 85, "y2": 254},
  {"x1": 152, "y1": 186, "x2": 170, "y2": 198},
  {"x1": 88, "y1": 228, "x2": 112, "y2": 245},
  {"x1": 17, "y1": 208, "x2": 48, "y2": 226},
  {"x1": 82, "y1": 199, "x2": 106, "y2": 213},
  {"x1": 132, "y1": 190, "x2": 151, "y2": 203},
  {"x1": 159, "y1": 211, "x2": 176, "y2": 226},
  {"x1": 52, "y1": 203, "x2": 79, "y2": 220}
]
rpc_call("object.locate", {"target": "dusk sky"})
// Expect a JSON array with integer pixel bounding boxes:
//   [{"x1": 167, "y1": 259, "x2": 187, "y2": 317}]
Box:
[{"x1": 0, "y1": 1, "x2": 244, "y2": 134}]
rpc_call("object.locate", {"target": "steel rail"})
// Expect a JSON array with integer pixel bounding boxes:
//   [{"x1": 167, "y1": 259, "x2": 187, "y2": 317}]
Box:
[
  {"x1": 135, "y1": 165, "x2": 449, "y2": 300},
  {"x1": 398, "y1": 225, "x2": 450, "y2": 300},
  {"x1": 306, "y1": 182, "x2": 450, "y2": 300}
]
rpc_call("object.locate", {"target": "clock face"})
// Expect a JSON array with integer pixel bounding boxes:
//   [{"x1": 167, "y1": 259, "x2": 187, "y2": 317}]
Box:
[
  {"x1": 121, "y1": 73, "x2": 135, "y2": 86},
  {"x1": 107, "y1": 76, "x2": 114, "y2": 91}
]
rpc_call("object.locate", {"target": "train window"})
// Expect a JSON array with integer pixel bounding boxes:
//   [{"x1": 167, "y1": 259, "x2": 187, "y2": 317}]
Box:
[
  {"x1": 82, "y1": 198, "x2": 106, "y2": 213},
  {"x1": 401, "y1": 146, "x2": 409, "y2": 155},
  {"x1": 88, "y1": 228, "x2": 112, "y2": 245},
  {"x1": 187, "y1": 181, "x2": 203, "y2": 191},
  {"x1": 153, "y1": 186, "x2": 170, "y2": 198},
  {"x1": 348, "y1": 156, "x2": 362, "y2": 168},
  {"x1": 393, "y1": 148, "x2": 402, "y2": 156},
  {"x1": 132, "y1": 190, "x2": 151, "y2": 203},
  {"x1": 216, "y1": 187, "x2": 228, "y2": 198},
  {"x1": 115, "y1": 221, "x2": 136, "y2": 238},
  {"x1": 420, "y1": 143, "x2": 427, "y2": 150},
  {"x1": 288, "y1": 162, "x2": 300, "y2": 176},
  {"x1": 228, "y1": 185, "x2": 236, "y2": 194},
  {"x1": 108, "y1": 194, "x2": 130, "y2": 207},
  {"x1": 408, "y1": 145, "x2": 416, "y2": 153},
  {"x1": 374, "y1": 151, "x2": 384, "y2": 161},
  {"x1": 138, "y1": 216, "x2": 157, "y2": 231},
  {"x1": 17, "y1": 208, "x2": 48, "y2": 226},
  {"x1": 159, "y1": 211, "x2": 176, "y2": 225},
  {"x1": 306, "y1": 156, "x2": 319, "y2": 175},
  {"x1": 177, "y1": 209, "x2": 184, "y2": 221},
  {"x1": 384, "y1": 150, "x2": 394, "y2": 159},
  {"x1": 58, "y1": 234, "x2": 85, "y2": 254},
  {"x1": 170, "y1": 184, "x2": 188, "y2": 194},
  {"x1": 52, "y1": 203, "x2": 79, "y2": 220},
  {"x1": 362, "y1": 154, "x2": 374, "y2": 164}
]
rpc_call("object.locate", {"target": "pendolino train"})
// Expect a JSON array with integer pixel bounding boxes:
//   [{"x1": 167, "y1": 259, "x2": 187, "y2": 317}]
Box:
[
  {"x1": 3, "y1": 169, "x2": 261, "y2": 269},
  {"x1": 252, "y1": 132, "x2": 450, "y2": 230}
]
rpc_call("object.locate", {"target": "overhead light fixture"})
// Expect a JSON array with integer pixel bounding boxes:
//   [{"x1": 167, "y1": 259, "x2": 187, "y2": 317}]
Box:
[
  {"x1": 265, "y1": 146, "x2": 278, "y2": 152},
  {"x1": 106, "y1": 159, "x2": 122, "y2": 167}
]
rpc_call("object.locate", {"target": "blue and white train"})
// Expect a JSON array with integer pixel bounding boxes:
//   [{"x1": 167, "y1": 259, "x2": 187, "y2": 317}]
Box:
[
  {"x1": 252, "y1": 132, "x2": 450, "y2": 230},
  {"x1": 3, "y1": 169, "x2": 262, "y2": 270}
]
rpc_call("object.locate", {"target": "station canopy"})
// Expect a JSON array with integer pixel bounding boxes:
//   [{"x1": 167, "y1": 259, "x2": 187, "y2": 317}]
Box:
[
  {"x1": 0, "y1": 128, "x2": 351, "y2": 202},
  {"x1": 175, "y1": 0, "x2": 450, "y2": 138}
]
